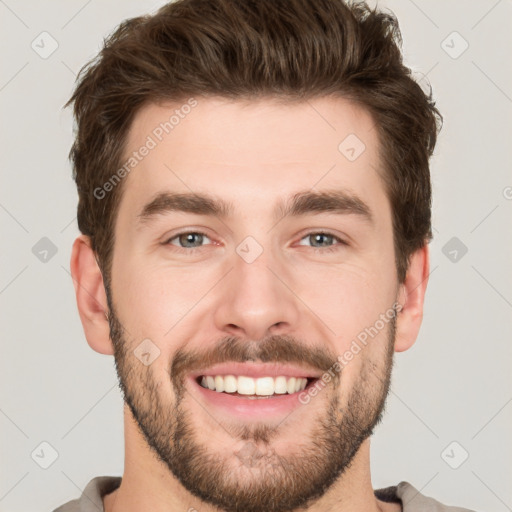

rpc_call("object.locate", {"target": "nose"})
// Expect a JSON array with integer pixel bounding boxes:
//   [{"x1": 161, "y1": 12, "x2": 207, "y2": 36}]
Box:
[{"x1": 213, "y1": 246, "x2": 300, "y2": 341}]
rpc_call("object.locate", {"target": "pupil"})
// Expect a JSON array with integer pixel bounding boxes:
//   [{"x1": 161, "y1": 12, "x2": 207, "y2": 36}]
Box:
[
  {"x1": 182, "y1": 233, "x2": 201, "y2": 247},
  {"x1": 313, "y1": 234, "x2": 331, "y2": 247}
]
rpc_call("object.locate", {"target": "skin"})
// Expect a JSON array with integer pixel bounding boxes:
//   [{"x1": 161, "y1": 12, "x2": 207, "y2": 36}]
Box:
[{"x1": 71, "y1": 96, "x2": 429, "y2": 512}]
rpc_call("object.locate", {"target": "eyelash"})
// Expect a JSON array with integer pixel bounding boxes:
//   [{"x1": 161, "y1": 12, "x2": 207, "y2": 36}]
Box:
[{"x1": 163, "y1": 231, "x2": 347, "y2": 254}]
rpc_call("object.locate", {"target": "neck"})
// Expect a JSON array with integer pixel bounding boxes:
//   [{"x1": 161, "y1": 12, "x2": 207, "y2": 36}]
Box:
[{"x1": 104, "y1": 405, "x2": 399, "y2": 512}]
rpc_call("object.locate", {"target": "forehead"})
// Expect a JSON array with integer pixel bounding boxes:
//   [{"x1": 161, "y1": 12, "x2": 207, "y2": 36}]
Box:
[{"x1": 118, "y1": 96, "x2": 387, "y2": 222}]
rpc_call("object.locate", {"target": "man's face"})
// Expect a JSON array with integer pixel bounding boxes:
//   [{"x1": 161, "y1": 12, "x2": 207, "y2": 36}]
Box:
[{"x1": 108, "y1": 96, "x2": 400, "y2": 511}]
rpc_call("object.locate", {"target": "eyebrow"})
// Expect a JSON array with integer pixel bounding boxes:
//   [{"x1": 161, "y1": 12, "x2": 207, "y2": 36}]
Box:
[{"x1": 136, "y1": 189, "x2": 373, "y2": 226}]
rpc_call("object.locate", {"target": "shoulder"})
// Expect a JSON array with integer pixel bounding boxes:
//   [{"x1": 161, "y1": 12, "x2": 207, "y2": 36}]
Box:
[
  {"x1": 52, "y1": 476, "x2": 121, "y2": 512},
  {"x1": 396, "y1": 481, "x2": 478, "y2": 512}
]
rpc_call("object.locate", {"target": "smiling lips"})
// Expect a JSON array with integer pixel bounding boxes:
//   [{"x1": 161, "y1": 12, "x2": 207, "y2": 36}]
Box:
[
  {"x1": 199, "y1": 375, "x2": 309, "y2": 396},
  {"x1": 189, "y1": 363, "x2": 324, "y2": 417},
  {"x1": 192, "y1": 362, "x2": 321, "y2": 399}
]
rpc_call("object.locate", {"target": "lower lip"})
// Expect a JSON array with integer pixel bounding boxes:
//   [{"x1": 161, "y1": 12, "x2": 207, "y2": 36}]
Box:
[{"x1": 188, "y1": 377, "x2": 315, "y2": 419}]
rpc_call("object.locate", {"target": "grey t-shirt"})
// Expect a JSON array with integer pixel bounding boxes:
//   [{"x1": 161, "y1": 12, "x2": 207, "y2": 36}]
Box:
[{"x1": 53, "y1": 476, "x2": 477, "y2": 512}]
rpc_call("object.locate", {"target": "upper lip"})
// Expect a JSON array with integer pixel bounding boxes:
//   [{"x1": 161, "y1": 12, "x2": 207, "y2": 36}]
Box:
[{"x1": 188, "y1": 362, "x2": 323, "y2": 380}]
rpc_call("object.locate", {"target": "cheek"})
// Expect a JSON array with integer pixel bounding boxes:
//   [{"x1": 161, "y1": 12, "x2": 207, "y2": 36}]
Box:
[
  {"x1": 295, "y1": 259, "x2": 397, "y2": 394},
  {"x1": 111, "y1": 254, "x2": 215, "y2": 359},
  {"x1": 334, "y1": 318, "x2": 395, "y2": 398},
  {"x1": 294, "y1": 259, "x2": 397, "y2": 337}
]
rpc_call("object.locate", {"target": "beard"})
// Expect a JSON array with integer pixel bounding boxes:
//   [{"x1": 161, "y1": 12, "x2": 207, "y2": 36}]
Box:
[{"x1": 107, "y1": 296, "x2": 396, "y2": 512}]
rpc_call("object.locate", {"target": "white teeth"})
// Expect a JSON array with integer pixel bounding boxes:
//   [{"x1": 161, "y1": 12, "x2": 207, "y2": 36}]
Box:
[
  {"x1": 199, "y1": 375, "x2": 309, "y2": 396},
  {"x1": 286, "y1": 377, "x2": 296, "y2": 394},
  {"x1": 237, "y1": 376, "x2": 256, "y2": 395},
  {"x1": 274, "y1": 376, "x2": 288, "y2": 394},
  {"x1": 255, "y1": 377, "x2": 274, "y2": 396},
  {"x1": 214, "y1": 375, "x2": 224, "y2": 393},
  {"x1": 224, "y1": 375, "x2": 237, "y2": 393}
]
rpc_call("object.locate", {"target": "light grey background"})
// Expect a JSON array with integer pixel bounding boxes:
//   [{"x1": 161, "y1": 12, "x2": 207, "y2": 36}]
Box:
[{"x1": 1, "y1": 1, "x2": 511, "y2": 511}]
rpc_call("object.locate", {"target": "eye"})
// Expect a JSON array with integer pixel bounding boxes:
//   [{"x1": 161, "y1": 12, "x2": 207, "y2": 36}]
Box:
[
  {"x1": 297, "y1": 232, "x2": 347, "y2": 252},
  {"x1": 165, "y1": 231, "x2": 212, "y2": 251},
  {"x1": 163, "y1": 230, "x2": 347, "y2": 254}
]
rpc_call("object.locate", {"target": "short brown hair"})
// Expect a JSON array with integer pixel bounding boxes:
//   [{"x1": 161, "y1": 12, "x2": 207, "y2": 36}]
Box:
[{"x1": 66, "y1": 0, "x2": 441, "y2": 287}]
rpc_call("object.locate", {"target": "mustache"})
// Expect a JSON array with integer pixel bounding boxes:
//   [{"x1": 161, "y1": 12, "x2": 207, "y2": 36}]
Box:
[{"x1": 170, "y1": 334, "x2": 340, "y2": 391}]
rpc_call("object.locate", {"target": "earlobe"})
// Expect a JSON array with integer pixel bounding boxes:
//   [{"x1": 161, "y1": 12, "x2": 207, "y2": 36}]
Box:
[
  {"x1": 70, "y1": 235, "x2": 114, "y2": 355},
  {"x1": 394, "y1": 245, "x2": 430, "y2": 353}
]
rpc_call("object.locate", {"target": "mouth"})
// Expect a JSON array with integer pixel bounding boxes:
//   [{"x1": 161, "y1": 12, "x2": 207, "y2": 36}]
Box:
[
  {"x1": 196, "y1": 374, "x2": 316, "y2": 398},
  {"x1": 187, "y1": 362, "x2": 322, "y2": 418}
]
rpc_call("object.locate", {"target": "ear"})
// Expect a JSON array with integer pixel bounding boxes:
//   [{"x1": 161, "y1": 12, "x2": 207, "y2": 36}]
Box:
[
  {"x1": 70, "y1": 235, "x2": 114, "y2": 355},
  {"x1": 394, "y1": 245, "x2": 430, "y2": 353}
]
